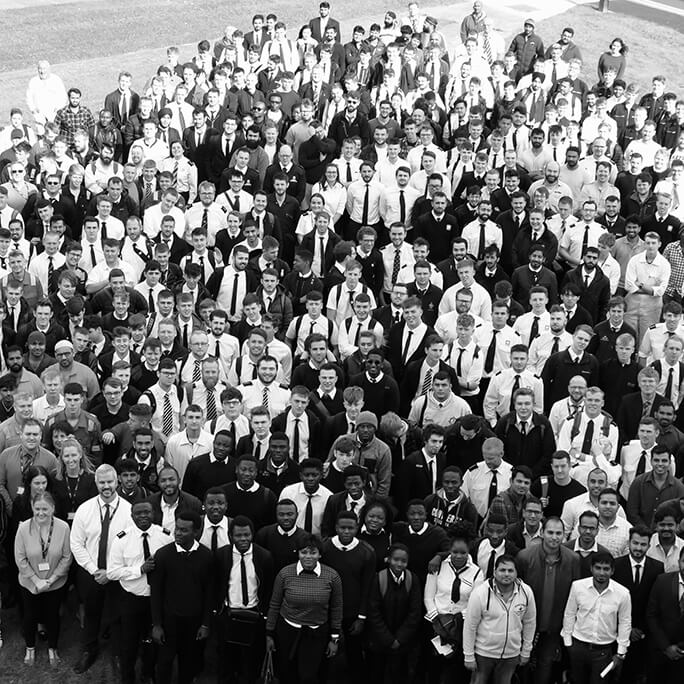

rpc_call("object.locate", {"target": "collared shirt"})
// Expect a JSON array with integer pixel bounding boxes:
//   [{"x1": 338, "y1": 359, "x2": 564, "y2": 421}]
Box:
[
  {"x1": 228, "y1": 545, "x2": 259, "y2": 608},
  {"x1": 199, "y1": 515, "x2": 230, "y2": 551},
  {"x1": 424, "y1": 557, "x2": 483, "y2": 619},
  {"x1": 346, "y1": 179, "x2": 384, "y2": 224},
  {"x1": 380, "y1": 242, "x2": 416, "y2": 293},
  {"x1": 562, "y1": 578, "x2": 632, "y2": 654},
  {"x1": 596, "y1": 516, "x2": 631, "y2": 557},
  {"x1": 286, "y1": 314, "x2": 338, "y2": 356},
  {"x1": 139, "y1": 383, "x2": 182, "y2": 439},
  {"x1": 286, "y1": 410, "x2": 311, "y2": 462},
  {"x1": 663, "y1": 240, "x2": 684, "y2": 297},
  {"x1": 613, "y1": 236, "x2": 646, "y2": 288},
  {"x1": 647, "y1": 535, "x2": 684, "y2": 572},
  {"x1": 379, "y1": 185, "x2": 422, "y2": 226},
  {"x1": 216, "y1": 265, "x2": 249, "y2": 317},
  {"x1": 461, "y1": 219, "x2": 503, "y2": 258},
  {"x1": 654, "y1": 359, "x2": 684, "y2": 407},
  {"x1": 474, "y1": 324, "x2": 521, "y2": 376},
  {"x1": 619, "y1": 440, "x2": 676, "y2": 499},
  {"x1": 462, "y1": 459, "x2": 514, "y2": 517},
  {"x1": 560, "y1": 222, "x2": 608, "y2": 263},
  {"x1": 28, "y1": 251, "x2": 66, "y2": 293},
  {"x1": 400, "y1": 321, "x2": 427, "y2": 364},
  {"x1": 278, "y1": 482, "x2": 332, "y2": 536},
  {"x1": 70, "y1": 494, "x2": 133, "y2": 575},
  {"x1": 447, "y1": 339, "x2": 484, "y2": 397},
  {"x1": 165, "y1": 429, "x2": 214, "y2": 483},
  {"x1": 561, "y1": 493, "x2": 626, "y2": 540},
  {"x1": 482, "y1": 368, "x2": 544, "y2": 423},
  {"x1": 476, "y1": 538, "x2": 507, "y2": 575},
  {"x1": 527, "y1": 331, "x2": 573, "y2": 375},
  {"x1": 32, "y1": 394, "x2": 66, "y2": 423},
  {"x1": 625, "y1": 250, "x2": 671, "y2": 297},
  {"x1": 638, "y1": 322, "x2": 684, "y2": 363},
  {"x1": 513, "y1": 311, "x2": 552, "y2": 347},
  {"x1": 326, "y1": 282, "x2": 378, "y2": 327},
  {"x1": 439, "y1": 280, "x2": 492, "y2": 321},
  {"x1": 548, "y1": 397, "x2": 585, "y2": 438},
  {"x1": 160, "y1": 496, "x2": 179, "y2": 533},
  {"x1": 238, "y1": 379, "x2": 289, "y2": 419},
  {"x1": 107, "y1": 523, "x2": 172, "y2": 596}
]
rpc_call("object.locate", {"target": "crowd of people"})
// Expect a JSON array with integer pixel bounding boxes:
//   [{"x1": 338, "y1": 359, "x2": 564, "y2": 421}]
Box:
[{"x1": 2, "y1": 0, "x2": 684, "y2": 683}]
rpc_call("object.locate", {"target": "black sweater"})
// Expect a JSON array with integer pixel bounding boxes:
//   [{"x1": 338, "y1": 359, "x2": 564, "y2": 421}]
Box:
[
  {"x1": 221, "y1": 482, "x2": 277, "y2": 529},
  {"x1": 182, "y1": 454, "x2": 236, "y2": 500},
  {"x1": 391, "y1": 522, "x2": 450, "y2": 585},
  {"x1": 321, "y1": 538, "x2": 377, "y2": 622},
  {"x1": 254, "y1": 524, "x2": 309, "y2": 572},
  {"x1": 151, "y1": 543, "x2": 214, "y2": 625}
]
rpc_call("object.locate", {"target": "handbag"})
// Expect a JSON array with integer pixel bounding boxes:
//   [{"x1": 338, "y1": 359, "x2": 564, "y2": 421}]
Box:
[
  {"x1": 257, "y1": 650, "x2": 276, "y2": 684},
  {"x1": 220, "y1": 607, "x2": 262, "y2": 646}
]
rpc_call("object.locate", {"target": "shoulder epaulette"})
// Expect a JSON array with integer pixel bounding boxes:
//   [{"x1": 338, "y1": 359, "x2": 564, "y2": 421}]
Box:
[
  {"x1": 162, "y1": 528, "x2": 171, "y2": 535},
  {"x1": 242, "y1": 381, "x2": 254, "y2": 387},
  {"x1": 648, "y1": 324, "x2": 658, "y2": 330},
  {"x1": 117, "y1": 531, "x2": 126, "y2": 538},
  {"x1": 279, "y1": 383, "x2": 289, "y2": 389},
  {"x1": 188, "y1": 161, "x2": 195, "y2": 166},
  {"x1": 467, "y1": 463, "x2": 479, "y2": 472},
  {"x1": 494, "y1": 370, "x2": 503, "y2": 376},
  {"x1": 533, "y1": 374, "x2": 541, "y2": 380}
]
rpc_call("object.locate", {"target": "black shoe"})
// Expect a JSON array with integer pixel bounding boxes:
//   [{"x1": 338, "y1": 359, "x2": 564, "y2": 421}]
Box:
[{"x1": 73, "y1": 651, "x2": 97, "y2": 674}]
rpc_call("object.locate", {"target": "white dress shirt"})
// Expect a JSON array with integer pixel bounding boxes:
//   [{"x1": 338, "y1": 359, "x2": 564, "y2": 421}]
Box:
[
  {"x1": 199, "y1": 515, "x2": 230, "y2": 551},
  {"x1": 278, "y1": 482, "x2": 333, "y2": 536},
  {"x1": 461, "y1": 460, "x2": 513, "y2": 517}
]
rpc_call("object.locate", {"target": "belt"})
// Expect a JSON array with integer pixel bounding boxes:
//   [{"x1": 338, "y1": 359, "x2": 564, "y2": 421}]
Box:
[{"x1": 573, "y1": 638, "x2": 615, "y2": 650}]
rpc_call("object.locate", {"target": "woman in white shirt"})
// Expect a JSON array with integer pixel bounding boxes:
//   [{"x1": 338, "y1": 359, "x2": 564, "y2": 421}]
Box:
[
  {"x1": 424, "y1": 523, "x2": 484, "y2": 680},
  {"x1": 311, "y1": 164, "x2": 347, "y2": 226}
]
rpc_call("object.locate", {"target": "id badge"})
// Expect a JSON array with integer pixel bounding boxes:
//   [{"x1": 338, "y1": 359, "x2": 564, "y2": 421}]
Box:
[
  {"x1": 38, "y1": 563, "x2": 50, "y2": 572},
  {"x1": 16, "y1": 486, "x2": 24, "y2": 495}
]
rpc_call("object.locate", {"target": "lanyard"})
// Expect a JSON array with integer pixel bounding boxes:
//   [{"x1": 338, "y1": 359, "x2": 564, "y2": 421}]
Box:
[
  {"x1": 100, "y1": 498, "x2": 121, "y2": 524},
  {"x1": 38, "y1": 519, "x2": 54, "y2": 560},
  {"x1": 65, "y1": 473, "x2": 82, "y2": 509}
]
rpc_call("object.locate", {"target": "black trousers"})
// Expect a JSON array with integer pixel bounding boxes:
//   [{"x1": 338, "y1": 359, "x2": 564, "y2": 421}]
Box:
[
  {"x1": 367, "y1": 646, "x2": 419, "y2": 684},
  {"x1": 218, "y1": 609, "x2": 265, "y2": 683},
  {"x1": 568, "y1": 639, "x2": 616, "y2": 684},
  {"x1": 119, "y1": 591, "x2": 155, "y2": 684},
  {"x1": 76, "y1": 568, "x2": 121, "y2": 654},
  {"x1": 20, "y1": 586, "x2": 64, "y2": 648},
  {"x1": 275, "y1": 617, "x2": 329, "y2": 684},
  {"x1": 341, "y1": 616, "x2": 366, "y2": 680},
  {"x1": 156, "y1": 614, "x2": 205, "y2": 684}
]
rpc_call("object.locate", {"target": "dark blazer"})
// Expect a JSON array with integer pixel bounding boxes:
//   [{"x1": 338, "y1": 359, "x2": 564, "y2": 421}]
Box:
[
  {"x1": 646, "y1": 571, "x2": 684, "y2": 651},
  {"x1": 324, "y1": 411, "x2": 357, "y2": 451},
  {"x1": 511, "y1": 227, "x2": 558, "y2": 270},
  {"x1": 564, "y1": 304, "x2": 594, "y2": 334},
  {"x1": 321, "y1": 489, "x2": 371, "y2": 539},
  {"x1": 215, "y1": 543, "x2": 274, "y2": 612},
  {"x1": 298, "y1": 82, "x2": 331, "y2": 119},
  {"x1": 436, "y1": 257, "x2": 462, "y2": 291},
  {"x1": 642, "y1": 212, "x2": 681, "y2": 247},
  {"x1": 308, "y1": 16, "x2": 341, "y2": 43},
  {"x1": 263, "y1": 163, "x2": 307, "y2": 203},
  {"x1": 385, "y1": 322, "x2": 436, "y2": 382},
  {"x1": 564, "y1": 267, "x2": 611, "y2": 324},
  {"x1": 104, "y1": 89, "x2": 140, "y2": 126},
  {"x1": 541, "y1": 350, "x2": 600, "y2": 412},
  {"x1": 148, "y1": 490, "x2": 203, "y2": 528},
  {"x1": 153, "y1": 233, "x2": 192, "y2": 265},
  {"x1": 511, "y1": 265, "x2": 558, "y2": 307},
  {"x1": 494, "y1": 411, "x2": 556, "y2": 476},
  {"x1": 400, "y1": 359, "x2": 458, "y2": 416},
  {"x1": 412, "y1": 211, "x2": 460, "y2": 261},
  {"x1": 475, "y1": 263, "x2": 511, "y2": 300},
  {"x1": 298, "y1": 135, "x2": 336, "y2": 185},
  {"x1": 271, "y1": 407, "x2": 322, "y2": 458},
  {"x1": 300, "y1": 229, "x2": 341, "y2": 275},
  {"x1": 587, "y1": 320, "x2": 637, "y2": 364},
  {"x1": 394, "y1": 449, "x2": 446, "y2": 515},
  {"x1": 597, "y1": 213, "x2": 627, "y2": 238},
  {"x1": 470, "y1": 537, "x2": 520, "y2": 575},
  {"x1": 616, "y1": 391, "x2": 668, "y2": 442},
  {"x1": 613, "y1": 555, "x2": 664, "y2": 630},
  {"x1": 495, "y1": 209, "x2": 530, "y2": 272}
]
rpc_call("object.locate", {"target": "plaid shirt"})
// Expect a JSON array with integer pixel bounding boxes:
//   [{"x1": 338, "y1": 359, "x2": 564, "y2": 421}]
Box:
[
  {"x1": 663, "y1": 240, "x2": 684, "y2": 297},
  {"x1": 54, "y1": 105, "x2": 96, "y2": 147}
]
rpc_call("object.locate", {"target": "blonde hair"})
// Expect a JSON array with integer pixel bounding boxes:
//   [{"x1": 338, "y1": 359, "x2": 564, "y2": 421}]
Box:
[{"x1": 57, "y1": 437, "x2": 95, "y2": 479}]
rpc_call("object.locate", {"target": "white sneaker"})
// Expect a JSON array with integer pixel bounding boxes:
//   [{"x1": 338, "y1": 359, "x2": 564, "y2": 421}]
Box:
[
  {"x1": 24, "y1": 647, "x2": 35, "y2": 665},
  {"x1": 48, "y1": 649, "x2": 61, "y2": 666}
]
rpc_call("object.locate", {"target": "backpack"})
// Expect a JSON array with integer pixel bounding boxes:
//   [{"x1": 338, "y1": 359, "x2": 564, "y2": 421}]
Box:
[
  {"x1": 293, "y1": 315, "x2": 334, "y2": 342},
  {"x1": 569, "y1": 410, "x2": 612, "y2": 442},
  {"x1": 142, "y1": 384, "x2": 184, "y2": 414},
  {"x1": 378, "y1": 568, "x2": 413, "y2": 597}
]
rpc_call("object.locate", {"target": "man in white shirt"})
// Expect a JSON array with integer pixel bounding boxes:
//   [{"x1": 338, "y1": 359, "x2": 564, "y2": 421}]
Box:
[
  {"x1": 559, "y1": 200, "x2": 607, "y2": 269},
  {"x1": 142, "y1": 188, "x2": 185, "y2": 240},
  {"x1": 165, "y1": 404, "x2": 214, "y2": 483},
  {"x1": 70, "y1": 464, "x2": 133, "y2": 673},
  {"x1": 461, "y1": 437, "x2": 513, "y2": 518},
  {"x1": 380, "y1": 223, "x2": 415, "y2": 296},
  {"x1": 279, "y1": 459, "x2": 333, "y2": 535},
  {"x1": 514, "y1": 286, "x2": 552, "y2": 346},
  {"x1": 28, "y1": 230, "x2": 65, "y2": 295},
  {"x1": 439, "y1": 258, "x2": 492, "y2": 321},
  {"x1": 461, "y1": 200, "x2": 503, "y2": 262}
]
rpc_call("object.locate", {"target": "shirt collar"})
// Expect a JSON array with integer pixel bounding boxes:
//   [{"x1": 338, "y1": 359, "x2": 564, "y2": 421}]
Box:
[
  {"x1": 204, "y1": 515, "x2": 228, "y2": 532},
  {"x1": 175, "y1": 540, "x2": 200, "y2": 553},
  {"x1": 277, "y1": 525, "x2": 297, "y2": 536},
  {"x1": 331, "y1": 536, "x2": 360, "y2": 551},
  {"x1": 409, "y1": 522, "x2": 428, "y2": 535},
  {"x1": 296, "y1": 561, "x2": 321, "y2": 576},
  {"x1": 236, "y1": 481, "x2": 260, "y2": 493}
]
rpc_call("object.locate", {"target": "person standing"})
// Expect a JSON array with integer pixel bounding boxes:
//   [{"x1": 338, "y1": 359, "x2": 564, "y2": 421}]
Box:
[
  {"x1": 215, "y1": 515, "x2": 274, "y2": 683},
  {"x1": 462, "y1": 554, "x2": 537, "y2": 684},
  {"x1": 562, "y1": 551, "x2": 632, "y2": 683},
  {"x1": 612, "y1": 525, "x2": 664, "y2": 684},
  {"x1": 151, "y1": 511, "x2": 214, "y2": 684},
  {"x1": 266, "y1": 533, "x2": 343, "y2": 684},
  {"x1": 70, "y1": 464, "x2": 132, "y2": 673},
  {"x1": 646, "y1": 546, "x2": 684, "y2": 682},
  {"x1": 516, "y1": 516, "x2": 581, "y2": 684},
  {"x1": 14, "y1": 491, "x2": 71, "y2": 665},
  {"x1": 107, "y1": 500, "x2": 172, "y2": 684}
]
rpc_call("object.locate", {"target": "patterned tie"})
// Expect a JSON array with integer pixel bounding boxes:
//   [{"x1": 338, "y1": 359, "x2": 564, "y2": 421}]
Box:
[
  {"x1": 192, "y1": 359, "x2": 201, "y2": 383},
  {"x1": 201, "y1": 208, "x2": 209, "y2": 232},
  {"x1": 161, "y1": 393, "x2": 174, "y2": 436},
  {"x1": 144, "y1": 182, "x2": 153, "y2": 204},
  {"x1": 483, "y1": 26, "x2": 493, "y2": 64},
  {"x1": 421, "y1": 367, "x2": 433, "y2": 395},
  {"x1": 391, "y1": 248, "x2": 401, "y2": 284},
  {"x1": 172, "y1": 161, "x2": 179, "y2": 188},
  {"x1": 206, "y1": 388, "x2": 217, "y2": 422},
  {"x1": 262, "y1": 385, "x2": 269, "y2": 413}
]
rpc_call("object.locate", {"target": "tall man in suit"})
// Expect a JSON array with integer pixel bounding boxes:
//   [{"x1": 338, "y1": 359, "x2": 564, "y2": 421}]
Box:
[
  {"x1": 215, "y1": 516, "x2": 274, "y2": 682},
  {"x1": 564, "y1": 247, "x2": 612, "y2": 324},
  {"x1": 104, "y1": 72, "x2": 140, "y2": 128},
  {"x1": 613, "y1": 526, "x2": 664, "y2": 684},
  {"x1": 308, "y1": 2, "x2": 341, "y2": 42},
  {"x1": 646, "y1": 547, "x2": 684, "y2": 681}
]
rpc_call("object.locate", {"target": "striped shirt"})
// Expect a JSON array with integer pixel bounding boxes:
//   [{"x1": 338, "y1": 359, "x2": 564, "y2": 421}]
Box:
[{"x1": 266, "y1": 561, "x2": 343, "y2": 635}]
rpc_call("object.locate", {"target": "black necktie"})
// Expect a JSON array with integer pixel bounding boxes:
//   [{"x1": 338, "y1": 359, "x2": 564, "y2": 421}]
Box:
[
  {"x1": 484, "y1": 330, "x2": 498, "y2": 373},
  {"x1": 486, "y1": 549, "x2": 497, "y2": 579},
  {"x1": 230, "y1": 272, "x2": 239, "y2": 316},
  {"x1": 401, "y1": 331, "x2": 413, "y2": 365},
  {"x1": 581, "y1": 419, "x2": 594, "y2": 456},
  {"x1": 510, "y1": 375, "x2": 520, "y2": 412},
  {"x1": 240, "y1": 552, "x2": 249, "y2": 605},
  {"x1": 148, "y1": 288, "x2": 155, "y2": 313},
  {"x1": 665, "y1": 367, "x2": 675, "y2": 402},
  {"x1": 636, "y1": 450, "x2": 648, "y2": 476},
  {"x1": 362, "y1": 184, "x2": 370, "y2": 224},
  {"x1": 551, "y1": 336, "x2": 560, "y2": 355},
  {"x1": 97, "y1": 503, "x2": 111, "y2": 570},
  {"x1": 529, "y1": 316, "x2": 540, "y2": 343},
  {"x1": 399, "y1": 190, "x2": 406, "y2": 224},
  {"x1": 634, "y1": 564, "x2": 641, "y2": 585},
  {"x1": 304, "y1": 494, "x2": 314, "y2": 532},
  {"x1": 488, "y1": 470, "x2": 498, "y2": 507},
  {"x1": 292, "y1": 418, "x2": 300, "y2": 462},
  {"x1": 211, "y1": 525, "x2": 219, "y2": 553},
  {"x1": 142, "y1": 532, "x2": 151, "y2": 585}
]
